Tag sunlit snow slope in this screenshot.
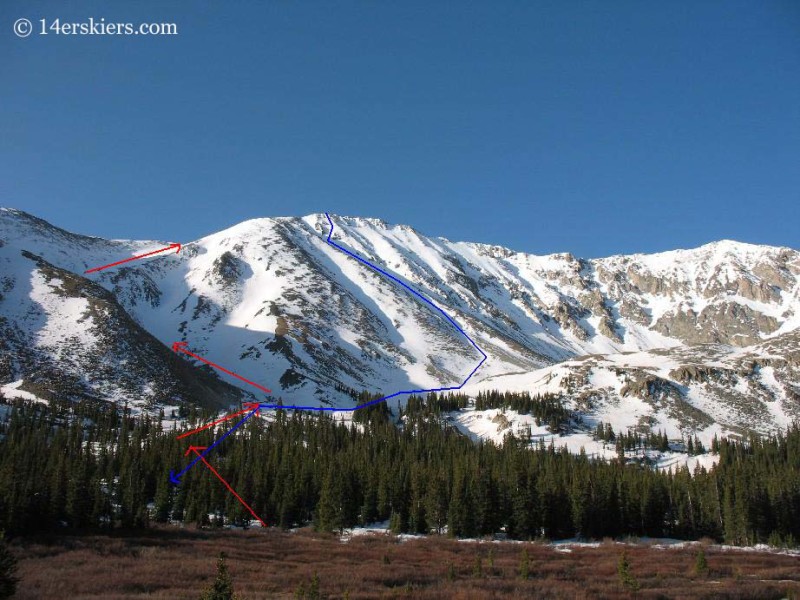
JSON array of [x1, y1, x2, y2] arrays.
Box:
[[0, 208, 798, 439]]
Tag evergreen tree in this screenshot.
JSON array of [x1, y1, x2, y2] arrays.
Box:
[[693, 548, 708, 577], [1, 398, 800, 549], [200, 552, 235, 600], [472, 554, 483, 578], [617, 550, 639, 592], [153, 475, 172, 523], [518, 548, 530, 580], [447, 469, 475, 537], [314, 470, 341, 533], [66, 450, 93, 529], [388, 510, 403, 535], [408, 467, 427, 534], [306, 572, 321, 600], [424, 471, 449, 534], [510, 472, 538, 539]]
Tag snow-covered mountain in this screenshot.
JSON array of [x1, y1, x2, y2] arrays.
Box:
[[462, 330, 800, 452], [0, 208, 798, 443]]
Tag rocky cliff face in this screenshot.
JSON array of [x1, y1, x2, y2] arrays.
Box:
[[0, 208, 797, 436]]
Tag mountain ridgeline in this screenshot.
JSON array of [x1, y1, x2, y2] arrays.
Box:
[[0, 208, 798, 441]]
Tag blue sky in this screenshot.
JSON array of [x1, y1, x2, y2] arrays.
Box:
[[1, 1, 798, 257]]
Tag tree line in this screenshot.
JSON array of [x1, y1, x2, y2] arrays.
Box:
[[473, 390, 570, 432], [592, 421, 706, 456], [0, 394, 797, 548]]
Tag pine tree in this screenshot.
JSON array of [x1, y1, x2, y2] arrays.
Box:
[[3, 394, 800, 550], [472, 554, 482, 578], [518, 548, 530, 580], [447, 469, 475, 537], [693, 435, 705, 455], [66, 451, 93, 529], [424, 471, 448, 534], [693, 548, 708, 577], [48, 450, 67, 525], [617, 550, 639, 592], [306, 572, 321, 600], [153, 475, 172, 523], [570, 467, 590, 538], [510, 473, 537, 539], [314, 470, 340, 534], [200, 552, 235, 600], [474, 468, 500, 535], [359, 472, 378, 527], [408, 467, 427, 534], [389, 510, 403, 535]]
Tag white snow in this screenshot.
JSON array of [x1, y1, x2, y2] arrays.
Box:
[[0, 207, 798, 460], [0, 380, 46, 403]]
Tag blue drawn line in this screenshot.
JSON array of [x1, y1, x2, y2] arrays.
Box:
[[172, 212, 487, 483], [258, 212, 487, 412], [170, 406, 259, 484]]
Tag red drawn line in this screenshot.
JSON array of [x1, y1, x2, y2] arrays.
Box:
[[85, 243, 182, 274], [172, 341, 272, 394], [186, 446, 267, 527], [176, 403, 261, 440]]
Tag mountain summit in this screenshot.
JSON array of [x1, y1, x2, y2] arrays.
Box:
[[0, 208, 797, 439]]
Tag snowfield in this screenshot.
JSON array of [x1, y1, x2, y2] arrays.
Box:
[[0, 207, 798, 459]]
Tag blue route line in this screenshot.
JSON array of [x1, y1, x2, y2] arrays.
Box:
[[169, 406, 259, 484], [171, 212, 487, 483], [257, 212, 487, 412]]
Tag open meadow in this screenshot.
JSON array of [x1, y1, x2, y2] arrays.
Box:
[[11, 526, 800, 599]]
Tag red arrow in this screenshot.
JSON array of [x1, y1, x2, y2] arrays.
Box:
[[172, 342, 272, 394], [187, 446, 267, 528], [176, 403, 261, 440], [85, 243, 182, 274]]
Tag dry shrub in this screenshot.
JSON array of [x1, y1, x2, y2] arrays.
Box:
[[7, 527, 800, 599]]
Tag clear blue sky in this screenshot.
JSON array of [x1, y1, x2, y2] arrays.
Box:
[[1, 1, 798, 257]]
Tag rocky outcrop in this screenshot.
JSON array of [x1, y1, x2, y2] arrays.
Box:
[[620, 372, 681, 401], [210, 251, 244, 287], [552, 300, 590, 340], [653, 302, 779, 346], [669, 365, 738, 385]]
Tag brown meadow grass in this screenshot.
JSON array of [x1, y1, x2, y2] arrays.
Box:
[[10, 526, 800, 599]]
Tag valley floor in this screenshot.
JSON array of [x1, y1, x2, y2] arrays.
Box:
[[11, 526, 800, 599]]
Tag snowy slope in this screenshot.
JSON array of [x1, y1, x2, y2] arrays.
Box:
[[0, 210, 249, 410], [462, 330, 800, 447], [0, 208, 798, 439]]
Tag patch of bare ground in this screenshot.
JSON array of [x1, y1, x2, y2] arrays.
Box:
[[10, 527, 800, 599]]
